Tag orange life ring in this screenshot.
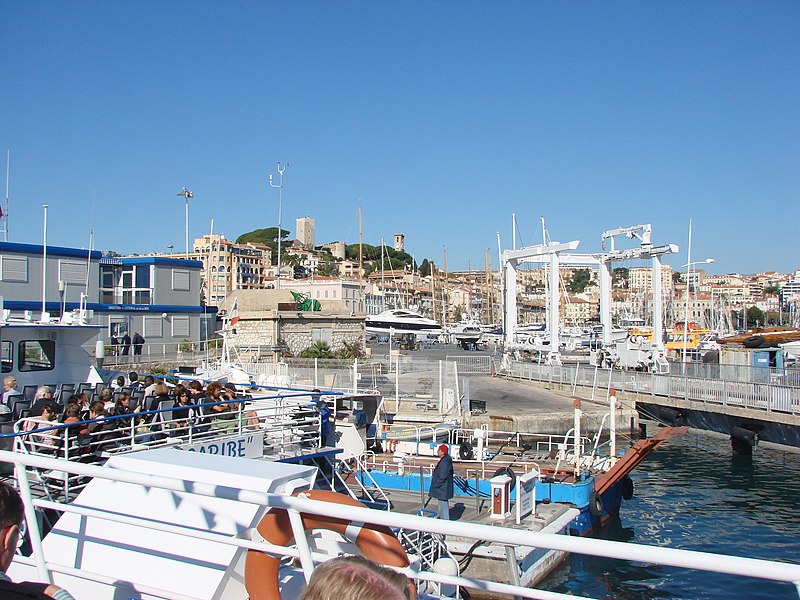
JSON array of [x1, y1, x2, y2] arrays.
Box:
[[245, 489, 411, 600]]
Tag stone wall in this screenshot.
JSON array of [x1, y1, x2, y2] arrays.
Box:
[[231, 313, 363, 356]]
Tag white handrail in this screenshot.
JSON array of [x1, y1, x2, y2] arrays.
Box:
[[4, 449, 800, 595]]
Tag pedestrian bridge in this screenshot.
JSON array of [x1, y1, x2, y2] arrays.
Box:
[[504, 360, 800, 450]]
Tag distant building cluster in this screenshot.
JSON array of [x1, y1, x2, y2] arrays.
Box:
[[138, 214, 800, 330], [2, 211, 799, 357]]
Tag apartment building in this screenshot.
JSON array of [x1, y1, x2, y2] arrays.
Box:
[[190, 234, 272, 306]]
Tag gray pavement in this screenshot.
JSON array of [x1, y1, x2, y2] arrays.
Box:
[[368, 342, 637, 435]]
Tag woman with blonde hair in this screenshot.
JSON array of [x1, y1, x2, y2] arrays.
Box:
[[299, 556, 414, 600]]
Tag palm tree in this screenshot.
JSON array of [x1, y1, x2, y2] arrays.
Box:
[[299, 341, 333, 359]]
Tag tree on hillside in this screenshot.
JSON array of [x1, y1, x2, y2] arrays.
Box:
[[344, 244, 414, 270], [315, 254, 339, 277], [568, 268, 593, 293], [419, 259, 431, 277], [236, 227, 290, 261]]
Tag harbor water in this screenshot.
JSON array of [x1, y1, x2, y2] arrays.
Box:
[[540, 429, 800, 599]]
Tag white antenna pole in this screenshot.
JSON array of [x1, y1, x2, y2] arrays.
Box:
[[3, 150, 9, 242], [269, 162, 288, 289], [85, 195, 95, 300], [41, 204, 48, 321], [85, 228, 94, 297]]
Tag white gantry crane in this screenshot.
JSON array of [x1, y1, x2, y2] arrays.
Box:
[[501, 222, 678, 370]]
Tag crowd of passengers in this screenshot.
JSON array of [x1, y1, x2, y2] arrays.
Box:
[[2, 374, 253, 457]]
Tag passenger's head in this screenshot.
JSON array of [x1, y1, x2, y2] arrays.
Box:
[[115, 392, 131, 410], [206, 382, 223, 399], [188, 380, 204, 393], [34, 386, 52, 401], [128, 371, 138, 383], [65, 404, 79, 418], [176, 387, 190, 404], [299, 556, 412, 600], [0, 481, 24, 572], [144, 375, 155, 386], [154, 382, 169, 396], [89, 400, 106, 417], [41, 404, 57, 421], [116, 376, 125, 387], [2, 377, 16, 391], [100, 388, 113, 402]]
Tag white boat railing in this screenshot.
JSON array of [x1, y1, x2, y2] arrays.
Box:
[[2, 450, 799, 599], [7, 391, 328, 502]]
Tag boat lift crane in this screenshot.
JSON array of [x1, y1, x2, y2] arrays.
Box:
[[599, 224, 678, 353], [601, 224, 652, 253], [503, 238, 598, 364], [502, 222, 678, 369]]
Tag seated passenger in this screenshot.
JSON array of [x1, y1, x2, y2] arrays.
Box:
[[0, 481, 77, 599], [22, 404, 59, 453], [28, 387, 54, 418]]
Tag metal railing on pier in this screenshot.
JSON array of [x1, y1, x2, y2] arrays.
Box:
[[506, 361, 800, 417]]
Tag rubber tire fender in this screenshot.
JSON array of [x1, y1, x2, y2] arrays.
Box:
[[621, 475, 634, 501], [589, 490, 604, 517], [492, 466, 517, 492], [459, 441, 474, 461]]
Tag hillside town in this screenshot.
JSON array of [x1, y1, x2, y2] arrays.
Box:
[[149, 216, 800, 333]]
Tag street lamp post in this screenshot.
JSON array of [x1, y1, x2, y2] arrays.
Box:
[[681, 255, 715, 365], [177, 187, 193, 257], [268, 163, 288, 289]]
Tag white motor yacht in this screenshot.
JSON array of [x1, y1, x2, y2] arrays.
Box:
[[365, 309, 442, 336]]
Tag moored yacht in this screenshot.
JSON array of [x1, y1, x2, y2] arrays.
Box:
[[365, 308, 442, 337]]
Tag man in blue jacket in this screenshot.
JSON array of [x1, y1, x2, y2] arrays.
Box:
[[428, 444, 454, 520]]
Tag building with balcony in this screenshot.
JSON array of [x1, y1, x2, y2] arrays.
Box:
[[190, 234, 272, 306]]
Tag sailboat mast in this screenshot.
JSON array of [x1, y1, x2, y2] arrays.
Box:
[[442, 247, 448, 327], [358, 206, 363, 312]]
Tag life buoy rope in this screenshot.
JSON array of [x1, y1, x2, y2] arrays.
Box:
[[245, 489, 411, 600]]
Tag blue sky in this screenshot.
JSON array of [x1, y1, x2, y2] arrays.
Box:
[[2, 2, 798, 275]]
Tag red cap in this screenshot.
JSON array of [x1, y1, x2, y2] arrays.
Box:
[[438, 444, 449, 454]]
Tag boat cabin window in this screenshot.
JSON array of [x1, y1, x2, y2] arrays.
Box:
[[18, 339, 56, 372], [1, 341, 11, 373]]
